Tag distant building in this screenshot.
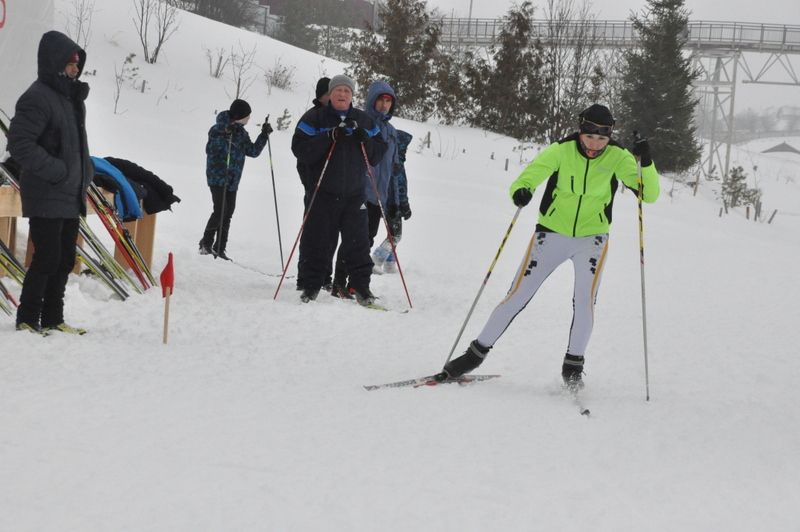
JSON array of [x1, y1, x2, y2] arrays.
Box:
[[259, 0, 380, 30]]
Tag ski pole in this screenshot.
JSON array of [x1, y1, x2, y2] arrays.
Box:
[[273, 141, 337, 300], [359, 143, 413, 309], [215, 133, 234, 258], [265, 115, 285, 269], [634, 131, 651, 401], [443, 206, 522, 366]]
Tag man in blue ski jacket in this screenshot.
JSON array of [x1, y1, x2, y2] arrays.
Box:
[[291, 75, 387, 306]]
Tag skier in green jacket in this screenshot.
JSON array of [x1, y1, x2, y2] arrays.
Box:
[[438, 104, 660, 389]]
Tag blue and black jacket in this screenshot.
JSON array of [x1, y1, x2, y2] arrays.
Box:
[[363, 80, 398, 207], [291, 103, 387, 200], [205, 110, 268, 192], [394, 129, 413, 207]]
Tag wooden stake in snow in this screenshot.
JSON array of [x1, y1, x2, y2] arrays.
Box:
[[160, 252, 174, 344]]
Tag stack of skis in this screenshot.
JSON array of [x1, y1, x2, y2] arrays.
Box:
[[1, 115, 156, 306]]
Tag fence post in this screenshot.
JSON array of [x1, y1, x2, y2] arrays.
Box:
[[504, 158, 509, 171], [768, 209, 778, 224]]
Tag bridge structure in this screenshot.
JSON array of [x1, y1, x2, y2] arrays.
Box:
[[438, 18, 800, 179]]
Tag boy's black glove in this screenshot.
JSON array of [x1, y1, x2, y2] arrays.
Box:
[[512, 188, 532, 207], [631, 132, 652, 166], [262, 119, 273, 136], [399, 202, 412, 220]]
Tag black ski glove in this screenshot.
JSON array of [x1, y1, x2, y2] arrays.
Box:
[[353, 127, 370, 142], [512, 188, 532, 207], [261, 119, 273, 136], [631, 132, 652, 167], [399, 202, 412, 220]]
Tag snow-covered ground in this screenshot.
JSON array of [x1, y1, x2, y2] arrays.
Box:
[[2, 1, 800, 530]]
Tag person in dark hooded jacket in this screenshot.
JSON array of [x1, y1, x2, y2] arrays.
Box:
[[198, 99, 272, 260], [7, 31, 93, 335]]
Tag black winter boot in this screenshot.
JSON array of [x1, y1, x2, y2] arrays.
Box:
[[562, 354, 585, 389], [436, 340, 491, 381], [300, 288, 319, 303]]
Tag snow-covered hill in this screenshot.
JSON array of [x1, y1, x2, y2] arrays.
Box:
[[2, 0, 800, 530]]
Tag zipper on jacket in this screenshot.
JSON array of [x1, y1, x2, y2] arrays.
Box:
[[572, 159, 590, 236]]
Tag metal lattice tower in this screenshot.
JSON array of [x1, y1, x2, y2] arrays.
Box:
[[438, 18, 800, 178]]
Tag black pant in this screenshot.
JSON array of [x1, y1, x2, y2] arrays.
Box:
[[201, 185, 237, 253], [334, 202, 382, 285], [300, 192, 372, 293], [17, 217, 79, 328]]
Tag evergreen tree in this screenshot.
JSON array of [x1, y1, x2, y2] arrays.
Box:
[[463, 1, 547, 141], [618, 0, 701, 173], [279, 0, 319, 52], [185, 0, 253, 28], [348, 0, 441, 120]]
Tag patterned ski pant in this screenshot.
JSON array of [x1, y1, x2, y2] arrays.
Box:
[[476, 230, 609, 357]]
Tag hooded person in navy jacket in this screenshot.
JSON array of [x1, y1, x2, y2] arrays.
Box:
[[291, 75, 387, 306], [7, 31, 93, 335]]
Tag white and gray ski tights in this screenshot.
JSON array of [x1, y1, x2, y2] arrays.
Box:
[[475, 230, 609, 357]]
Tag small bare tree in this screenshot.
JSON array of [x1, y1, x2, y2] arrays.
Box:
[[227, 42, 257, 99], [204, 46, 230, 78], [132, 0, 180, 64], [113, 53, 139, 114], [264, 57, 296, 95], [540, 0, 601, 142], [66, 0, 95, 50]]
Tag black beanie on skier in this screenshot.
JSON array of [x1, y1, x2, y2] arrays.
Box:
[[578, 104, 615, 136], [229, 99, 251, 121]]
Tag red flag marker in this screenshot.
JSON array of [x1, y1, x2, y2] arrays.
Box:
[[160, 252, 174, 344], [160, 252, 174, 297]]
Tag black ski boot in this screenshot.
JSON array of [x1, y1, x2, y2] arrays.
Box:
[[331, 283, 354, 300], [435, 340, 490, 381], [213, 249, 232, 261], [300, 287, 319, 303], [354, 288, 377, 307], [562, 354, 585, 390], [198, 240, 213, 255]]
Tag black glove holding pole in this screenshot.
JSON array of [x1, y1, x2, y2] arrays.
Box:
[[512, 187, 533, 207], [631, 131, 652, 167], [261, 115, 273, 136]]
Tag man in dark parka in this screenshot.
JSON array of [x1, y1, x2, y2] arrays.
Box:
[[291, 75, 387, 306], [7, 30, 93, 334]]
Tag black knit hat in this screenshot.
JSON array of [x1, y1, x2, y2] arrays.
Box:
[[229, 99, 251, 121], [578, 104, 615, 134], [316, 77, 331, 99]]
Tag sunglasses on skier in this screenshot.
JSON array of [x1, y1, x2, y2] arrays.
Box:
[[579, 119, 614, 137]]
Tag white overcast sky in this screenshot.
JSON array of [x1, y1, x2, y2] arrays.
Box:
[[426, 0, 799, 24]]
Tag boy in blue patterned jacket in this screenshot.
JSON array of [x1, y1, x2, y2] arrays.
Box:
[[199, 99, 272, 260]]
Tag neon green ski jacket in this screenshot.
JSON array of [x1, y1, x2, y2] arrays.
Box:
[[510, 133, 660, 237]]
